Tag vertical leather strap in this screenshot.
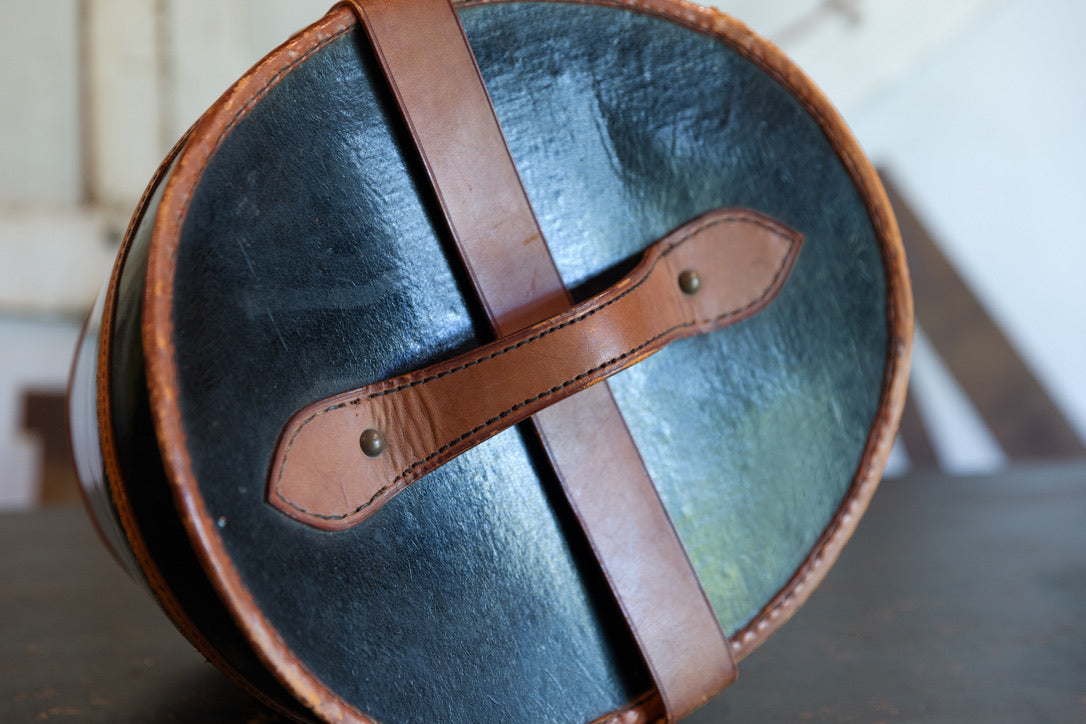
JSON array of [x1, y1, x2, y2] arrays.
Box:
[[341, 0, 737, 717], [347, 0, 569, 335]]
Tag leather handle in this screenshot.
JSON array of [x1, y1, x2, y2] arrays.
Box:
[[268, 208, 801, 531]]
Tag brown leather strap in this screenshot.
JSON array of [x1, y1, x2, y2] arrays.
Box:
[[270, 208, 801, 529], [346, 0, 568, 334], [336, 0, 738, 716]]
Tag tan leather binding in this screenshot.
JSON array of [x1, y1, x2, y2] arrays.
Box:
[[270, 208, 801, 528], [330, 0, 741, 718]]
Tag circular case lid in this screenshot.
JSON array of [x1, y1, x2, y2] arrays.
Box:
[[129, 1, 911, 721]]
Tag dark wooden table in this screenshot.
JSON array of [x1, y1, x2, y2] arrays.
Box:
[[4, 462, 1085, 722]]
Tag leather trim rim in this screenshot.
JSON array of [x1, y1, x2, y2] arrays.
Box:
[[92, 129, 314, 723], [96, 134, 198, 637], [140, 2, 912, 723], [143, 10, 377, 723]]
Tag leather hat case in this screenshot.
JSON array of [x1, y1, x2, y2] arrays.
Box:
[[68, 0, 912, 721]]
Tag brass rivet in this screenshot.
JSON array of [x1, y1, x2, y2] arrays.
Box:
[[359, 428, 385, 458], [678, 269, 701, 295]]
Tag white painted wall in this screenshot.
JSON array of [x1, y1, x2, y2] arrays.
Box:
[[0, 1, 82, 205], [711, 0, 995, 115]]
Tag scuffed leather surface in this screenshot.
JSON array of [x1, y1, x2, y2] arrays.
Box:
[[164, 2, 887, 722]]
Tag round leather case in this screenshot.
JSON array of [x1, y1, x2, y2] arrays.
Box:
[[69, 1, 911, 722]]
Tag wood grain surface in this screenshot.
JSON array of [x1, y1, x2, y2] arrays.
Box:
[[4, 462, 1085, 722]]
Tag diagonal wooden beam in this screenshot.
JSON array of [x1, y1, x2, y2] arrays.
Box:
[[881, 170, 1085, 459]]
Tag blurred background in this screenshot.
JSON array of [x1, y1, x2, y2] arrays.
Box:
[[2, 0, 1084, 510]]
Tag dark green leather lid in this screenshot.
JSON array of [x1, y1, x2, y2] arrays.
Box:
[[117, 2, 909, 721]]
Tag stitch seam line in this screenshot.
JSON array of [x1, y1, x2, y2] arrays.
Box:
[[276, 214, 794, 519]]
